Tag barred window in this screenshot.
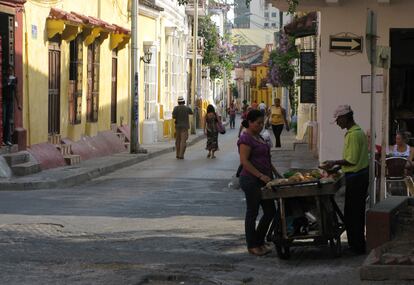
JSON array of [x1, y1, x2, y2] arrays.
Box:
[[87, 41, 100, 122], [69, 36, 83, 124]]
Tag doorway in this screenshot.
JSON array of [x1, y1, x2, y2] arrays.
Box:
[[48, 41, 61, 135], [390, 29, 414, 145], [0, 12, 15, 145]]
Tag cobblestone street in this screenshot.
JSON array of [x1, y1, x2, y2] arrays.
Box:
[[0, 125, 367, 285]]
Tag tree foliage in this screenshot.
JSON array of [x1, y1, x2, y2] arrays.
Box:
[[267, 33, 299, 87], [198, 16, 234, 80]]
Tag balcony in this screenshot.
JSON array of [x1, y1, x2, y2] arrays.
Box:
[[185, 0, 208, 17], [187, 36, 204, 56]]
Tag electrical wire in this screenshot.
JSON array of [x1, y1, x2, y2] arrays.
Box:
[[28, 0, 63, 7], [112, 0, 130, 19]]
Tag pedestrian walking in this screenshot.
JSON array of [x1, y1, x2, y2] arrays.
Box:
[[268, 98, 289, 148], [172, 96, 193, 159], [204, 104, 219, 159], [258, 101, 267, 116], [323, 105, 369, 255], [227, 102, 237, 129], [238, 109, 281, 256]]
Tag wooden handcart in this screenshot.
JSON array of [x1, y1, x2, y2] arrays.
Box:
[[262, 176, 346, 259]]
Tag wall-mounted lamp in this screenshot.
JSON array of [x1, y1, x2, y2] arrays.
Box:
[[140, 48, 152, 64]]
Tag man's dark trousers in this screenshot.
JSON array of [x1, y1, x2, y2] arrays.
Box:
[[344, 168, 369, 253]]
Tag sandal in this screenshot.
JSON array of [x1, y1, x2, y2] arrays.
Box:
[[248, 247, 268, 256], [207, 153, 211, 158]]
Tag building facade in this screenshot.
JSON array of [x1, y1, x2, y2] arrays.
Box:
[[271, 0, 414, 161]]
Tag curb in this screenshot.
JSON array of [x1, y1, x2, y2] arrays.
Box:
[[0, 132, 207, 191]]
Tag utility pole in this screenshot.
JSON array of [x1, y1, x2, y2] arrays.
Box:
[[223, 7, 228, 120], [190, 0, 199, 134], [366, 10, 377, 207], [130, 0, 146, 153]]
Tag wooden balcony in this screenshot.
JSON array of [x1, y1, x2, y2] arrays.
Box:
[[187, 36, 204, 56], [185, 0, 208, 17]]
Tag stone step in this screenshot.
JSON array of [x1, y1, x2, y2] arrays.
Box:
[[11, 161, 41, 176], [110, 123, 118, 133], [2, 151, 30, 167], [117, 132, 126, 141], [64, 154, 81, 165], [0, 144, 18, 155], [58, 144, 72, 156], [48, 134, 62, 145], [124, 142, 130, 152]]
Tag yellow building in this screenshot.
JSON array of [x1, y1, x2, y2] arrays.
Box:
[[250, 44, 282, 107], [23, 0, 131, 145]]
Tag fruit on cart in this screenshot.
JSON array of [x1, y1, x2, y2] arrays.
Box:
[[266, 179, 289, 188]]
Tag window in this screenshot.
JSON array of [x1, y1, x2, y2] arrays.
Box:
[[264, 12, 269, 18], [272, 12, 277, 17], [87, 41, 100, 122], [144, 45, 157, 119], [264, 23, 269, 28], [69, 36, 83, 124], [271, 23, 277, 28]]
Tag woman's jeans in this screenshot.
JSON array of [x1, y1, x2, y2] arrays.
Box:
[[230, 114, 236, 128], [240, 175, 276, 248], [271, 124, 284, 147]]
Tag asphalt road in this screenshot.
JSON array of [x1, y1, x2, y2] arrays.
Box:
[[0, 124, 369, 285]]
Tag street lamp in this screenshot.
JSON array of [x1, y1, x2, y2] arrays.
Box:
[[140, 48, 153, 64]]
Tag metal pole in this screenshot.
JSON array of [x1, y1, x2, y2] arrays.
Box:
[[380, 69, 388, 201], [190, 0, 198, 134], [130, 0, 140, 153], [368, 10, 377, 208]]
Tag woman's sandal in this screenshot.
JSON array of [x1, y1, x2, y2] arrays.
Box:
[[248, 247, 269, 256], [207, 153, 211, 158]]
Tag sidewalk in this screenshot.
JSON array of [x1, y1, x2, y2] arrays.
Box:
[[0, 130, 206, 191]]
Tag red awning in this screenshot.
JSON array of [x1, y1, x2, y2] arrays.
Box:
[[48, 8, 83, 25]]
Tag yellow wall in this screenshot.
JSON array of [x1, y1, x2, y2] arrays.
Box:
[[250, 65, 272, 107], [23, 0, 131, 145]]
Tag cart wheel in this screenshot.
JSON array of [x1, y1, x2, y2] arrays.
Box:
[[329, 236, 342, 257], [276, 245, 291, 259]]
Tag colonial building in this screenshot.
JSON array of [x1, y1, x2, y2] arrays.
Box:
[[271, 0, 414, 161]]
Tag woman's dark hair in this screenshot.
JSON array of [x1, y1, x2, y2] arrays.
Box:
[[396, 130, 411, 142], [242, 109, 264, 128], [207, 104, 215, 114]]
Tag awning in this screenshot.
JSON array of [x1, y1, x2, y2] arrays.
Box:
[[46, 8, 130, 50], [284, 12, 317, 38], [110, 24, 131, 50], [47, 8, 83, 41]]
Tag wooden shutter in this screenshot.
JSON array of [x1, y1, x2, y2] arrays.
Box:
[[111, 51, 117, 124], [69, 36, 83, 124], [87, 41, 100, 122], [48, 42, 61, 134]]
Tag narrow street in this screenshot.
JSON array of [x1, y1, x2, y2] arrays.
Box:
[[0, 123, 366, 285]]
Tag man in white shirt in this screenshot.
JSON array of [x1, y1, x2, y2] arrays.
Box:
[[258, 101, 267, 115]]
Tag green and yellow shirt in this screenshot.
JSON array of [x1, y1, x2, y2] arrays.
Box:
[[342, 125, 369, 173]]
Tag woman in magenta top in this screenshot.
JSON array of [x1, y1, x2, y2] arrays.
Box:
[[238, 109, 281, 256]]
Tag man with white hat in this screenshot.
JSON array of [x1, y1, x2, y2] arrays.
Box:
[[323, 105, 369, 255], [172, 96, 193, 159]]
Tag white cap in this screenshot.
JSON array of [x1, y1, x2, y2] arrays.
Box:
[[177, 96, 185, 103], [331, 105, 353, 123]]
